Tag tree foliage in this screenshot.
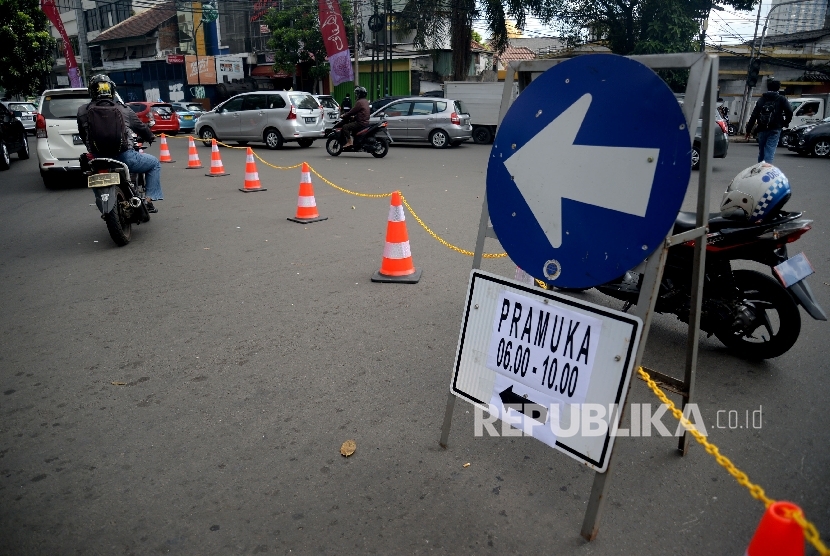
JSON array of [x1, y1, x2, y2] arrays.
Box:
[[264, 0, 354, 86], [553, 0, 756, 56], [0, 0, 56, 97]]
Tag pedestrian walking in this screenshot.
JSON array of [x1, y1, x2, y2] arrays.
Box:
[[745, 79, 793, 163]]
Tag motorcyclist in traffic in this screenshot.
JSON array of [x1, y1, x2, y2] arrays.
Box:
[[341, 86, 370, 149], [77, 74, 163, 213]]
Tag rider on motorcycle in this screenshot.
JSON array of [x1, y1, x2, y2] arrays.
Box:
[[341, 86, 370, 149], [77, 74, 163, 213]]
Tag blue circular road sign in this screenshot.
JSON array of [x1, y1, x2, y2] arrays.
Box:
[[487, 54, 691, 289]]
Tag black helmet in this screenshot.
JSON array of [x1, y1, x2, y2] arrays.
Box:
[[89, 74, 116, 100], [354, 86, 367, 99]]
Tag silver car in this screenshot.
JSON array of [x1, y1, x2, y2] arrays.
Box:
[[195, 91, 325, 149], [369, 97, 472, 148], [1, 101, 38, 134]]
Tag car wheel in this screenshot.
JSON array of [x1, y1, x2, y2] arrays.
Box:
[[691, 144, 700, 170], [18, 136, 29, 159], [811, 138, 830, 157], [472, 126, 492, 144], [264, 128, 284, 150], [429, 129, 449, 149], [0, 141, 9, 170], [297, 139, 314, 148], [199, 127, 216, 147]]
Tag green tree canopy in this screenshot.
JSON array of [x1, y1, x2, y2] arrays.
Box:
[[0, 0, 56, 97], [263, 0, 354, 88]]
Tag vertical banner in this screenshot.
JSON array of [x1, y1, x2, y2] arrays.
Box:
[[318, 0, 354, 85], [41, 0, 82, 87]]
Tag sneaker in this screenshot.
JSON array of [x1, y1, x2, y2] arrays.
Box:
[[146, 201, 158, 214]]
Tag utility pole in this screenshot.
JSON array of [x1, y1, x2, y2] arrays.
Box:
[[739, 0, 814, 134], [353, 0, 360, 89], [74, 0, 88, 85], [738, 0, 764, 134]]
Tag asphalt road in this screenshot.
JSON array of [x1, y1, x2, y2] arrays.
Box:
[[1, 136, 828, 555]]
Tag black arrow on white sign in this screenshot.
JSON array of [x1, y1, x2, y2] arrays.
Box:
[[499, 385, 548, 424]]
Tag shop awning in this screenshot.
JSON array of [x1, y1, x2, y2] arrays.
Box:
[[251, 65, 292, 78]]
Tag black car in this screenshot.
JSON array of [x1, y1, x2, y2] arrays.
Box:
[[781, 117, 830, 149], [787, 121, 830, 157], [0, 101, 30, 171]]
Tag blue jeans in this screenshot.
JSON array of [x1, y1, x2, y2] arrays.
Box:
[[116, 149, 163, 200], [756, 129, 781, 163]]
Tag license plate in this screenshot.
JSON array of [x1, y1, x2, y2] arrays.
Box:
[[88, 173, 120, 188], [183, 115, 193, 120], [73, 134, 84, 145], [773, 252, 815, 287], [304, 117, 316, 123]]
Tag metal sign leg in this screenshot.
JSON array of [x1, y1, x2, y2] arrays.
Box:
[[580, 241, 670, 541], [439, 194, 492, 448]]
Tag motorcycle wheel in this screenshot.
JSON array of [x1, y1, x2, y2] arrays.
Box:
[[326, 137, 342, 156], [714, 270, 800, 359], [105, 187, 132, 246], [371, 138, 389, 158]]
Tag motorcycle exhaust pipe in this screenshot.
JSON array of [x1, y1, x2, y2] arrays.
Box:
[[129, 197, 142, 208]]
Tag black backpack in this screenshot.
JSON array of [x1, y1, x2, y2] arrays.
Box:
[[756, 97, 778, 131], [86, 99, 127, 157]]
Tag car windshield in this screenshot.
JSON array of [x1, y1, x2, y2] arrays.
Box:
[[128, 104, 143, 112], [40, 94, 90, 119], [10, 103, 37, 112], [318, 97, 338, 109], [454, 100, 469, 115], [185, 104, 203, 111], [290, 94, 319, 109], [153, 105, 173, 115]]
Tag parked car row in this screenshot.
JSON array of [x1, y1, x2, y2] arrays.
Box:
[[0, 101, 30, 171], [1, 101, 38, 134], [678, 98, 729, 170], [785, 118, 830, 157]]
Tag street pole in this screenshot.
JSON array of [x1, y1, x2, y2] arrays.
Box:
[[738, 0, 814, 134], [353, 0, 360, 90], [74, 0, 88, 85]]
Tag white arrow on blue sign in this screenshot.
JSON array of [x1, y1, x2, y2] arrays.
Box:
[[487, 54, 692, 289]]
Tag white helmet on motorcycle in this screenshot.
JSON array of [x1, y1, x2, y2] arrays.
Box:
[[720, 162, 791, 223]]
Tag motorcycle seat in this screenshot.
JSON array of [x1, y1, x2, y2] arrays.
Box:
[[673, 211, 754, 235]]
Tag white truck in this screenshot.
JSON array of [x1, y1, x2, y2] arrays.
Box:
[[443, 81, 512, 144], [787, 94, 830, 128]]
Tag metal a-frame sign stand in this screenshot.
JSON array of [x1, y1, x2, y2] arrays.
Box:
[[438, 52, 719, 541]]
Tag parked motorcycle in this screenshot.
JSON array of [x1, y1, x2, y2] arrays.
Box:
[[593, 164, 825, 359], [83, 136, 153, 246], [325, 118, 391, 158]]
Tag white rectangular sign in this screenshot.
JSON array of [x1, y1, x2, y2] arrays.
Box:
[[450, 270, 642, 472]]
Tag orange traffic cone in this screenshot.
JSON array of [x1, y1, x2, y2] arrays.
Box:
[[287, 162, 327, 223], [746, 502, 805, 556], [186, 136, 203, 169], [205, 139, 229, 177], [239, 147, 266, 192], [158, 134, 174, 163], [371, 191, 421, 283]]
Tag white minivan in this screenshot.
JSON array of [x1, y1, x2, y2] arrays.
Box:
[[195, 91, 325, 149], [35, 88, 125, 188]]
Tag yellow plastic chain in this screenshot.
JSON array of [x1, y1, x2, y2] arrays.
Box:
[[637, 367, 829, 555], [156, 137, 512, 258]]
